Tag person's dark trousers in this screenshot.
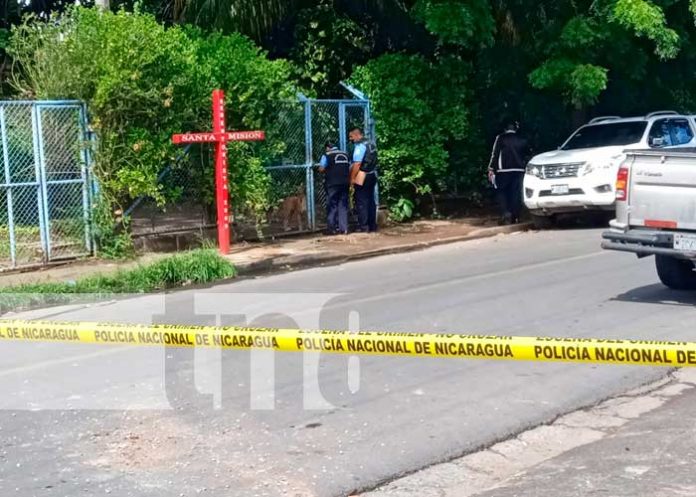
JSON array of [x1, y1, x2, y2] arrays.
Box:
[[495, 172, 524, 223], [354, 174, 377, 232], [326, 184, 349, 233]]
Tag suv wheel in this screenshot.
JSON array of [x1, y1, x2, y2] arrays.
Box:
[[655, 255, 696, 290], [531, 214, 555, 230]]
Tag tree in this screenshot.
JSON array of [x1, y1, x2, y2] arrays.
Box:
[[9, 0, 696, 214], [528, 0, 682, 110], [8, 7, 297, 250]]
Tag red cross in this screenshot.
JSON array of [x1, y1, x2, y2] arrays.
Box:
[[172, 89, 265, 255]]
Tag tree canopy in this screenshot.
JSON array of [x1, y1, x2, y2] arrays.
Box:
[[5, 0, 696, 219]]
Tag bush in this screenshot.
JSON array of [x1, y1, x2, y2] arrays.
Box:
[[290, 0, 373, 96], [7, 8, 297, 249], [0, 249, 236, 313], [350, 53, 481, 206]]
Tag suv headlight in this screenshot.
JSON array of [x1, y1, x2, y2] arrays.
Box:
[[526, 164, 541, 177]]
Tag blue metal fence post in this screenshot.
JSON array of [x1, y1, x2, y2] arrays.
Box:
[[306, 165, 315, 231], [366, 101, 380, 210], [31, 103, 50, 262], [78, 103, 93, 253], [338, 103, 347, 152], [304, 99, 315, 229], [367, 101, 376, 141], [0, 107, 17, 268]]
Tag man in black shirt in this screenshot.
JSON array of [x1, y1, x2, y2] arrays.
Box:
[[487, 119, 529, 224], [319, 141, 351, 234]]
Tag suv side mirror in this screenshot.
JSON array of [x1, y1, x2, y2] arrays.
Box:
[[649, 136, 665, 147]]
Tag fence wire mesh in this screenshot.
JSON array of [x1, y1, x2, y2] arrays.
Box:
[[126, 96, 372, 244], [235, 100, 310, 239], [0, 102, 92, 269]]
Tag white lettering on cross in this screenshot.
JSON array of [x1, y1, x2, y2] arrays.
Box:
[[170, 89, 266, 255]]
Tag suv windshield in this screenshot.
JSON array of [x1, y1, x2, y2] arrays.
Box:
[[561, 122, 647, 150]]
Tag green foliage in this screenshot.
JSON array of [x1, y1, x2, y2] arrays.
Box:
[[351, 53, 476, 204], [92, 197, 135, 259], [411, 0, 494, 47], [530, 58, 608, 108], [8, 7, 295, 243], [528, 15, 611, 109], [389, 198, 414, 222], [529, 1, 685, 110], [567, 64, 609, 107], [291, 1, 373, 95], [0, 29, 8, 49], [178, 0, 292, 40], [0, 249, 236, 313], [7, 0, 696, 222], [558, 16, 606, 52], [0, 225, 40, 259], [612, 0, 680, 59], [529, 58, 577, 92]]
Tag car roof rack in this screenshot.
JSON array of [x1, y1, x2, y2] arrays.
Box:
[[588, 116, 621, 124], [645, 110, 679, 119]]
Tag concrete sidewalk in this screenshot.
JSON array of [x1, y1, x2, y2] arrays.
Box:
[[477, 372, 696, 497], [364, 369, 696, 497], [228, 218, 528, 276], [0, 217, 528, 287]]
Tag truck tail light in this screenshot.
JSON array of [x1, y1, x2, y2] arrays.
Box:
[[615, 165, 629, 201]]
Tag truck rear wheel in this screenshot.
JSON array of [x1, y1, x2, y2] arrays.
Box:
[[655, 255, 696, 290]]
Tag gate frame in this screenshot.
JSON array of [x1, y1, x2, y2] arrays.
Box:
[[0, 100, 93, 269], [289, 85, 374, 231]]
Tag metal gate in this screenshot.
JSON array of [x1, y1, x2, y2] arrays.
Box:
[[264, 90, 373, 235], [310, 99, 372, 229], [124, 86, 374, 242], [0, 101, 93, 270]]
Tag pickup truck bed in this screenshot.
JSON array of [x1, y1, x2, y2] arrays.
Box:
[[602, 149, 696, 289]]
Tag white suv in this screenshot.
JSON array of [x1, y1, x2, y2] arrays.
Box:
[[524, 111, 696, 227]]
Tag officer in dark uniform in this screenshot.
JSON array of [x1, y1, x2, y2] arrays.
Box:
[[487, 119, 529, 225], [319, 141, 350, 234], [349, 127, 378, 233]]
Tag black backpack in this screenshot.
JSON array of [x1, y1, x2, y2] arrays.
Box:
[[361, 141, 378, 173]]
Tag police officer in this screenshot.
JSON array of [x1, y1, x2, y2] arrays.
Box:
[[487, 119, 528, 225], [319, 141, 350, 235], [349, 127, 378, 233]]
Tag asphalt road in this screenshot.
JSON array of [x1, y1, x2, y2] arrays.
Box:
[[1, 228, 695, 497]]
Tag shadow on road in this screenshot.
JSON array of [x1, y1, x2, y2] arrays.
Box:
[[612, 283, 696, 307], [554, 212, 612, 230], [526, 211, 612, 231]]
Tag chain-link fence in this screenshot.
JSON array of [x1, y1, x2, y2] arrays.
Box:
[[128, 92, 374, 245], [0, 95, 372, 264], [0, 101, 93, 270]]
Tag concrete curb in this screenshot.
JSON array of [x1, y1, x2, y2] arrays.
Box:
[[235, 223, 532, 277]]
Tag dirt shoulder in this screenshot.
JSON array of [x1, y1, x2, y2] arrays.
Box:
[[0, 217, 530, 288]]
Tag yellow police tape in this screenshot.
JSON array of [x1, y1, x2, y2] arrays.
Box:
[[1, 319, 696, 367]]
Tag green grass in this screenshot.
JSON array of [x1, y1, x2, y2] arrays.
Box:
[[0, 225, 42, 260], [0, 221, 85, 261], [0, 249, 236, 313]]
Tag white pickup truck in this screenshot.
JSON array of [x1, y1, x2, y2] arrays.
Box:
[[602, 149, 696, 289]]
